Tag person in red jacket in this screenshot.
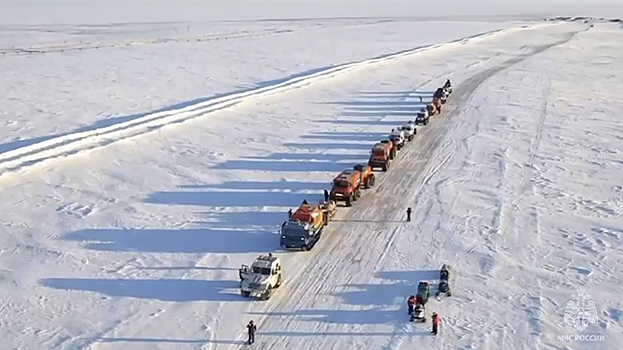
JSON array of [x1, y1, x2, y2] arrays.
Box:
[[407, 295, 416, 314], [431, 312, 440, 335]]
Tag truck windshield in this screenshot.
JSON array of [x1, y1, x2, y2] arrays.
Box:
[[333, 180, 349, 187], [252, 267, 272, 275], [282, 224, 309, 238]]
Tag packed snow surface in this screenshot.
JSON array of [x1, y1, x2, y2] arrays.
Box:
[[0, 8, 622, 350]]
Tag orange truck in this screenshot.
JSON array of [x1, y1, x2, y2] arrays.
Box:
[[280, 201, 326, 250], [330, 165, 376, 206], [368, 140, 396, 171]]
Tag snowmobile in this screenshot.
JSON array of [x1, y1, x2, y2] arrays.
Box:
[[443, 79, 452, 94], [436, 264, 452, 297], [416, 281, 430, 305], [409, 302, 426, 322]]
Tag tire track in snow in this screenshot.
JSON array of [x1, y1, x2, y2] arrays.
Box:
[[0, 24, 546, 185]]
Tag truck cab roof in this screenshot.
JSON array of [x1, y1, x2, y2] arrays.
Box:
[[252, 255, 280, 269]]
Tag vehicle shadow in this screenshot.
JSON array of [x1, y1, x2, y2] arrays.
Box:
[[180, 180, 328, 191], [64, 228, 277, 253], [41, 278, 243, 302], [144, 190, 320, 207], [247, 270, 439, 326]]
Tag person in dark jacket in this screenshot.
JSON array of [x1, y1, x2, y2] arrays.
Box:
[[431, 312, 440, 335], [288, 209, 293, 219], [247, 320, 257, 344], [406, 207, 412, 222]]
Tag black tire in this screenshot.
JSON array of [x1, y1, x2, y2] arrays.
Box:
[[369, 174, 375, 186], [382, 164, 387, 172], [345, 196, 352, 207], [262, 286, 272, 300], [241, 290, 250, 298], [275, 275, 282, 288]]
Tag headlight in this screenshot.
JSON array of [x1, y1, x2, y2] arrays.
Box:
[[282, 235, 286, 238], [300, 237, 304, 240]]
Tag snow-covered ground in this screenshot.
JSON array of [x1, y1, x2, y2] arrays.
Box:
[[0, 19, 530, 155], [1, 5, 623, 350]]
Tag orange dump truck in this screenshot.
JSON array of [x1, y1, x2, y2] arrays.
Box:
[[330, 165, 375, 206], [280, 201, 326, 251], [368, 140, 395, 172]]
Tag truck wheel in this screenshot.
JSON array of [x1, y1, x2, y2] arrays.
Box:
[[275, 275, 282, 288], [382, 164, 387, 172], [241, 290, 250, 298], [345, 196, 352, 207], [262, 286, 272, 300], [370, 174, 375, 186]]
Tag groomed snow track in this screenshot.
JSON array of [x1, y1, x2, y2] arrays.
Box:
[[0, 24, 542, 183]]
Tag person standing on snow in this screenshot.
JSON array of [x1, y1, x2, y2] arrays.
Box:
[[288, 208, 293, 219], [247, 320, 257, 344], [431, 312, 440, 335], [406, 207, 412, 222], [407, 295, 416, 314]]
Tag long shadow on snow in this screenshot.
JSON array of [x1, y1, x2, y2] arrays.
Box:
[[319, 119, 410, 126], [180, 180, 329, 191], [337, 270, 438, 307], [192, 211, 292, 229], [144, 190, 319, 207], [214, 159, 354, 172], [299, 131, 388, 141], [246, 152, 365, 162], [91, 337, 242, 345], [249, 270, 438, 326], [324, 100, 425, 107], [41, 278, 243, 302], [345, 106, 426, 113], [0, 65, 333, 156], [64, 228, 276, 253], [248, 308, 402, 326], [281, 142, 373, 151], [357, 91, 436, 96]]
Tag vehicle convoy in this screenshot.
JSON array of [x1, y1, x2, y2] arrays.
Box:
[[401, 122, 416, 141], [389, 128, 406, 149], [432, 98, 443, 113], [239, 254, 283, 300], [415, 110, 429, 125], [426, 103, 438, 116], [280, 201, 329, 250], [330, 165, 375, 206], [368, 140, 396, 171]]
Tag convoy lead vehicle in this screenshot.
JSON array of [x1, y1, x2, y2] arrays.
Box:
[[239, 254, 283, 300]]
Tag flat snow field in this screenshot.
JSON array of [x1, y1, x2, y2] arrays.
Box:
[[0, 19, 525, 154], [0, 19, 622, 350]]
